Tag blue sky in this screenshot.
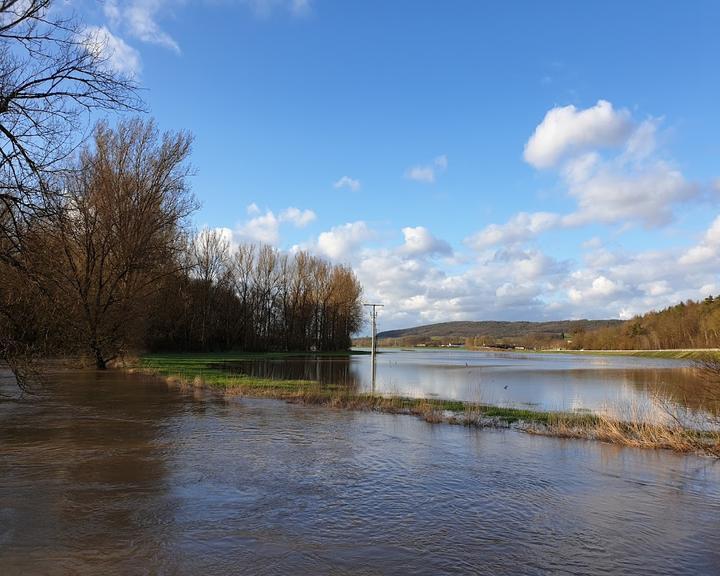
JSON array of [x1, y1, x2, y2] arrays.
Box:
[[74, 0, 720, 329]]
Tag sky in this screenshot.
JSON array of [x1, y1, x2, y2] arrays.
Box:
[[71, 0, 720, 331]]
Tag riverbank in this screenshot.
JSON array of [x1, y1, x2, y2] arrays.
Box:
[[538, 349, 720, 360], [365, 346, 720, 360], [134, 352, 720, 458]]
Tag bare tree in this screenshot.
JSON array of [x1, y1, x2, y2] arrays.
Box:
[[0, 0, 141, 263], [189, 229, 231, 350], [34, 118, 196, 368]]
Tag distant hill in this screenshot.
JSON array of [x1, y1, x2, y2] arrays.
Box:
[[376, 319, 622, 341]]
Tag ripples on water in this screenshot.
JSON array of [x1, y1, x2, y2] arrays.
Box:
[[1, 370, 719, 575]]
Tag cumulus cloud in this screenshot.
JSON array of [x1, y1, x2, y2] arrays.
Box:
[[404, 155, 448, 183], [333, 176, 361, 191], [236, 210, 281, 245], [291, 212, 720, 330], [551, 223, 720, 320], [679, 215, 720, 266], [80, 25, 141, 76], [279, 207, 316, 227], [234, 205, 316, 245], [400, 226, 452, 257], [564, 159, 695, 228], [471, 102, 699, 249], [316, 221, 374, 260], [353, 245, 566, 328], [524, 100, 632, 169], [568, 275, 625, 304], [467, 212, 563, 249]]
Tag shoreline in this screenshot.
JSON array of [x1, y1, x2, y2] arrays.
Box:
[[134, 353, 720, 458], [362, 346, 720, 360]]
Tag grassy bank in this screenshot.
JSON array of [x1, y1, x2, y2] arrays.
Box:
[[134, 352, 720, 458]]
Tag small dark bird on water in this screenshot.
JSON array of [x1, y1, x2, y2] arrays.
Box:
[[503, 385, 508, 389]]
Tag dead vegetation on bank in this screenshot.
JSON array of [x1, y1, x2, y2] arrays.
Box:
[[524, 413, 720, 457]]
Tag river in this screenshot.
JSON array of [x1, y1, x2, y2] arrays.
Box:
[[1, 369, 719, 574], [221, 348, 715, 419]]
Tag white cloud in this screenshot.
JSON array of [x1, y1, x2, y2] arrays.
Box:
[[679, 215, 720, 266], [496, 248, 566, 282], [567, 164, 695, 228], [405, 166, 435, 183], [467, 212, 562, 249], [316, 221, 374, 261], [104, 0, 121, 25], [104, 0, 180, 53], [333, 176, 361, 191], [405, 154, 448, 183], [279, 207, 316, 227], [623, 118, 660, 161], [524, 100, 632, 168], [80, 25, 141, 77], [288, 213, 720, 330], [568, 275, 624, 304], [400, 226, 452, 257], [236, 210, 281, 245], [98, 0, 312, 55], [234, 205, 315, 245], [640, 280, 671, 297], [472, 103, 699, 249]]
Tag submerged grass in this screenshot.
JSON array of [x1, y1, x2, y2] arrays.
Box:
[[133, 352, 720, 458]]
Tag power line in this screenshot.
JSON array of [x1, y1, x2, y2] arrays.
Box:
[[363, 303, 383, 394]]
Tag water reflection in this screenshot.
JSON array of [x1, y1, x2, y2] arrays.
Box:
[[1, 371, 719, 575], [218, 350, 715, 416], [214, 355, 361, 388]]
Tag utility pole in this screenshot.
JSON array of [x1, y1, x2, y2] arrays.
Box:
[[363, 303, 383, 394]]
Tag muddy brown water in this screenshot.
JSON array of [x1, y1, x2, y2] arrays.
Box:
[[1, 369, 719, 575]]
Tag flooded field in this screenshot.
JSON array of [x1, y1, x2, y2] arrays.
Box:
[[221, 349, 713, 416], [1, 370, 719, 575]]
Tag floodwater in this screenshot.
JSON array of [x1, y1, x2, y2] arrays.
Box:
[[1, 370, 719, 575], [221, 349, 714, 416]]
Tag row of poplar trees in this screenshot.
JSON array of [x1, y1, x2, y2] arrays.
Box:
[[150, 232, 363, 354]]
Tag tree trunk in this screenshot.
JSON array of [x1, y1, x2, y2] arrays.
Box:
[[93, 347, 107, 370]]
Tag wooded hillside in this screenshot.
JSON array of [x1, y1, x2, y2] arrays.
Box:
[[570, 297, 720, 350], [375, 319, 621, 346]]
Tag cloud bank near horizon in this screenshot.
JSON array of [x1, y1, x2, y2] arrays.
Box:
[[205, 100, 718, 331]]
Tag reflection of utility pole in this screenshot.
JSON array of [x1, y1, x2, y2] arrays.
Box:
[[363, 303, 383, 395]]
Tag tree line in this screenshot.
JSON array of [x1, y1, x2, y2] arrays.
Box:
[[0, 2, 363, 382], [149, 231, 363, 354], [0, 116, 364, 373], [569, 297, 720, 351]]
